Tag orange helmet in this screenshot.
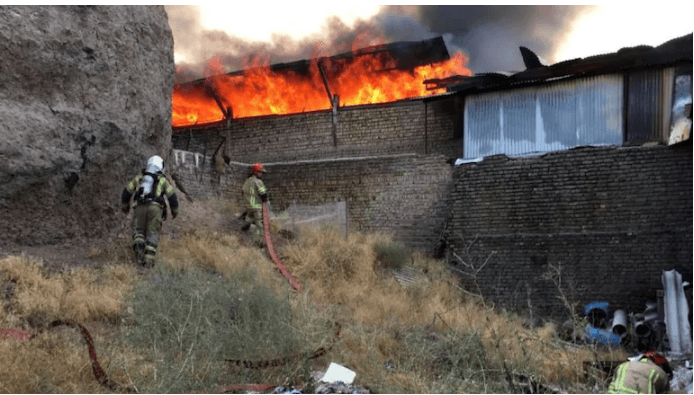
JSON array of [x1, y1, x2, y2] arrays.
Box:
[[251, 163, 266, 175]]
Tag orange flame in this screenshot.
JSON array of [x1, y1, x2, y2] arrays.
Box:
[[329, 51, 470, 107], [172, 84, 225, 126], [172, 49, 471, 128], [212, 59, 331, 119]]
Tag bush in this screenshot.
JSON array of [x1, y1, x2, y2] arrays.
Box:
[[123, 264, 307, 393]]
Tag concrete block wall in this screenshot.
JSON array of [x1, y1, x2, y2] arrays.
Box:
[[171, 95, 461, 163], [446, 143, 693, 319]]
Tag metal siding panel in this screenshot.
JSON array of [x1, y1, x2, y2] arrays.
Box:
[[464, 74, 623, 159], [502, 88, 536, 156], [464, 91, 502, 158], [578, 74, 623, 145], [538, 80, 576, 150], [627, 70, 662, 142]]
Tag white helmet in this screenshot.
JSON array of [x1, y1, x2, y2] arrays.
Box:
[[145, 155, 164, 174]]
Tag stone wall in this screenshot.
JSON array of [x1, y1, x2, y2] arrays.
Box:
[[171, 95, 461, 163], [446, 143, 693, 318], [172, 150, 454, 253]]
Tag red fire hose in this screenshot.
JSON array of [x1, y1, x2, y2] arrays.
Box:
[[263, 202, 302, 291], [1, 320, 131, 392]]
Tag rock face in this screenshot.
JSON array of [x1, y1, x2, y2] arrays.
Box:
[[0, 6, 174, 245]]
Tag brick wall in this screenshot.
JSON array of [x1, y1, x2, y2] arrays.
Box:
[[170, 96, 692, 321], [171, 150, 454, 253], [446, 143, 693, 318], [171, 149, 244, 199], [171, 95, 461, 163]]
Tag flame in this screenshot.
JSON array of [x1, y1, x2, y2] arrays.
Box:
[[329, 51, 470, 107], [172, 48, 471, 128], [172, 84, 224, 127], [212, 59, 331, 119]]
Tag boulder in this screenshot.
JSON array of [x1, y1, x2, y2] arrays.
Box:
[[0, 5, 174, 245]]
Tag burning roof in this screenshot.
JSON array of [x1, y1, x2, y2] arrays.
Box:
[[429, 33, 693, 94], [172, 37, 471, 128]]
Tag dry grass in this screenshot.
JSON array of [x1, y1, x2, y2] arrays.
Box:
[[281, 224, 616, 390], [0, 256, 137, 324], [0, 197, 620, 393], [0, 256, 139, 393]]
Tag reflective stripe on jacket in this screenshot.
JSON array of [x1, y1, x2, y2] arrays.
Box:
[[242, 175, 267, 210], [607, 359, 669, 394], [125, 172, 179, 215]]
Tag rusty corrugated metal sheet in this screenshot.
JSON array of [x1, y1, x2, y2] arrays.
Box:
[[464, 74, 623, 159]]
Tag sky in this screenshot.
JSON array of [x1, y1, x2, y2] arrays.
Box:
[[165, 4, 693, 83]]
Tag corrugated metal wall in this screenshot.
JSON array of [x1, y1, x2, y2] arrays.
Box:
[[626, 69, 665, 143], [464, 74, 624, 159]]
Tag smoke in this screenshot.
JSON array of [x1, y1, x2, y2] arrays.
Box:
[[166, 5, 387, 83], [410, 5, 596, 72], [165, 5, 595, 83]]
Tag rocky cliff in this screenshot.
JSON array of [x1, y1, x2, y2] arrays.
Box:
[[0, 5, 174, 245]]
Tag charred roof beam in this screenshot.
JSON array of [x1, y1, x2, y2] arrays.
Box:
[[203, 80, 232, 120]]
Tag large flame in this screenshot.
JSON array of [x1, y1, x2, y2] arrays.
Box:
[[212, 59, 331, 119], [328, 52, 469, 107], [172, 49, 471, 128]]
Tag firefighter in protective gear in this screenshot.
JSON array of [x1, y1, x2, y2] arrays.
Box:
[[607, 351, 672, 394], [121, 155, 180, 267], [241, 163, 268, 246]]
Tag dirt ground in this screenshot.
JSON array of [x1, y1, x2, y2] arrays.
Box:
[[0, 209, 294, 275], [0, 239, 113, 273]]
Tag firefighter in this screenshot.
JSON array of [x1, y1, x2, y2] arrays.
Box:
[[241, 162, 268, 247], [607, 351, 672, 394], [121, 155, 179, 267]]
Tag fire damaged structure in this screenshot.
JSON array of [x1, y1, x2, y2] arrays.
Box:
[[171, 34, 692, 319]]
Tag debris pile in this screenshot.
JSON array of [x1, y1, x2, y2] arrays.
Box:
[[580, 269, 692, 393]]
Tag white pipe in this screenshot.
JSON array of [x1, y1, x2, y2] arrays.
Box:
[[662, 269, 692, 355], [643, 311, 659, 322], [611, 309, 628, 337]]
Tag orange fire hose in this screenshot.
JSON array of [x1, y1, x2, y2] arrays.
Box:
[[263, 202, 302, 291]]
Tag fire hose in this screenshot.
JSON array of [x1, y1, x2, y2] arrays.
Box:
[[49, 319, 133, 392], [2, 319, 340, 393], [219, 322, 341, 393], [1, 320, 133, 393], [0, 204, 308, 392], [263, 202, 302, 291]]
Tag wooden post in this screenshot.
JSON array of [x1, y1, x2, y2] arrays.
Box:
[[331, 95, 339, 147]]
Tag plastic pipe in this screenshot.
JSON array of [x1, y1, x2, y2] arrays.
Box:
[[584, 324, 622, 346], [611, 309, 628, 337], [634, 320, 652, 338], [662, 269, 692, 355], [585, 302, 609, 329]]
